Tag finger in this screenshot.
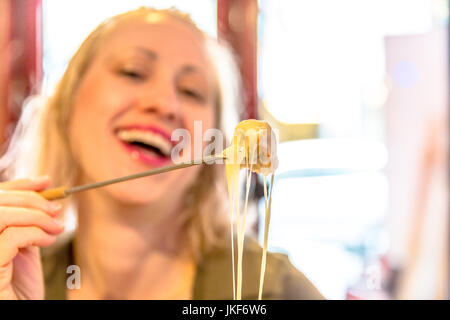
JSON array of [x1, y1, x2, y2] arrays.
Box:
[[0, 207, 65, 235], [0, 190, 62, 216], [0, 176, 51, 192], [0, 227, 57, 267]]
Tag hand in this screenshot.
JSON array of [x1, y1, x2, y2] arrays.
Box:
[[0, 176, 65, 300]]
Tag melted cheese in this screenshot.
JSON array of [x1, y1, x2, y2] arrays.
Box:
[[224, 119, 277, 300]]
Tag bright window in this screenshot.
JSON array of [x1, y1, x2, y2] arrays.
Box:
[[257, 0, 443, 299], [42, 0, 217, 92]]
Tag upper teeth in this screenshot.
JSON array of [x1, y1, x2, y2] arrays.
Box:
[[117, 129, 173, 156]]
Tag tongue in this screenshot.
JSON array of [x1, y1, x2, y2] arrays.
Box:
[[131, 142, 167, 158]]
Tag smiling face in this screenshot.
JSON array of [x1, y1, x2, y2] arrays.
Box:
[[68, 14, 217, 206]]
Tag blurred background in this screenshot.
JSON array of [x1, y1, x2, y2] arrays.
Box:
[[0, 0, 448, 299]]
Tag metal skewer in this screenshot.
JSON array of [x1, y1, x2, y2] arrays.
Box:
[[39, 154, 226, 200]]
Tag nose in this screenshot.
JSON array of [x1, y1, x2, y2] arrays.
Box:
[[137, 77, 180, 122]]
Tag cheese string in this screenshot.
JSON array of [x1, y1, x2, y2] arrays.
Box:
[[258, 173, 275, 300], [226, 163, 236, 300], [235, 167, 242, 300], [236, 148, 255, 300], [226, 161, 240, 300]]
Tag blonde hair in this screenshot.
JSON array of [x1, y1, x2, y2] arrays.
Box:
[[0, 7, 242, 261]]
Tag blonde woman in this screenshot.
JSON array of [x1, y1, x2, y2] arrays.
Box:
[[0, 8, 323, 300]]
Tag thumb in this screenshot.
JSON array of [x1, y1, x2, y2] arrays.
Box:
[[0, 176, 51, 191]]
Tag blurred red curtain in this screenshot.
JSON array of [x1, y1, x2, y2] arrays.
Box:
[[0, 0, 42, 153], [218, 0, 258, 120]]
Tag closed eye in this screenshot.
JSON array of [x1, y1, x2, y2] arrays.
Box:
[[180, 88, 205, 102], [118, 69, 146, 80]]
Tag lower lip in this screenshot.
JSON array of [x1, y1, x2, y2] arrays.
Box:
[[118, 140, 172, 167]]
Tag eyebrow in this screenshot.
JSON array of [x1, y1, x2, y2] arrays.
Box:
[[180, 65, 202, 75], [134, 47, 158, 60], [134, 47, 205, 78]]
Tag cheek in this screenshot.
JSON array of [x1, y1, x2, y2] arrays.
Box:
[[182, 105, 216, 137], [179, 106, 216, 161], [68, 73, 133, 179], [73, 73, 133, 123]]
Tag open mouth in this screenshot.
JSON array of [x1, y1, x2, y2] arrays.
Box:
[[116, 128, 173, 166]]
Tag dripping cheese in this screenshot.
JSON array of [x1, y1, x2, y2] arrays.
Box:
[[224, 119, 277, 300]]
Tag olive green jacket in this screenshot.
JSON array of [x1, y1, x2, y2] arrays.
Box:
[[42, 237, 324, 300]]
